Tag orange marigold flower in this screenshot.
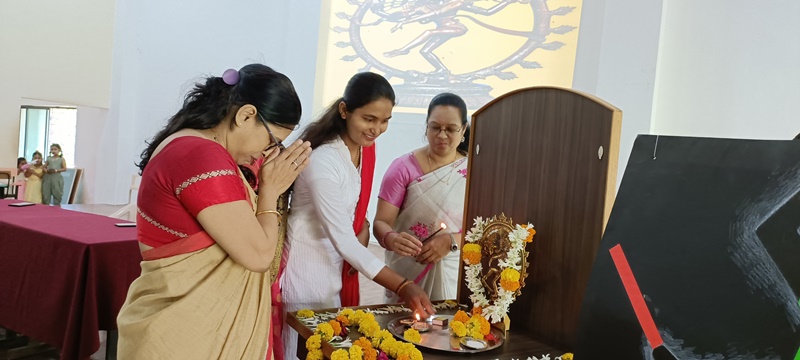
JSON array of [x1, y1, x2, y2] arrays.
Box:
[[500, 279, 520, 292], [328, 320, 342, 337], [336, 314, 350, 326], [353, 337, 372, 351], [525, 227, 536, 242], [472, 306, 483, 316], [364, 348, 378, 360], [453, 310, 470, 323], [397, 355, 410, 360], [479, 316, 491, 336]]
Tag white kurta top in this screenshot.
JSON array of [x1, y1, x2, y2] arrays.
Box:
[[281, 138, 386, 359], [281, 137, 385, 309]]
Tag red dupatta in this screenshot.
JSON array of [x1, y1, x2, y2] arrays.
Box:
[[340, 144, 376, 307]]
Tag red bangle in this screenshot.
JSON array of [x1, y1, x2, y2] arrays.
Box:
[[380, 231, 396, 248]]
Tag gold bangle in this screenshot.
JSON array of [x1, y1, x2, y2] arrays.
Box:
[[255, 210, 282, 218], [395, 279, 412, 295]]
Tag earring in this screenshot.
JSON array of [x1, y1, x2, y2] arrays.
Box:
[[461, 137, 465, 143]]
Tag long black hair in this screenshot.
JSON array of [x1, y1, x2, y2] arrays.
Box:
[[137, 64, 301, 173], [300, 72, 395, 149], [426, 93, 470, 156]]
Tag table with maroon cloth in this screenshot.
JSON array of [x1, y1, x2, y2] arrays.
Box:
[[0, 199, 141, 360]]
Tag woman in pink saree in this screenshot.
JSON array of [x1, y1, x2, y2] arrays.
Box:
[[373, 93, 469, 302]]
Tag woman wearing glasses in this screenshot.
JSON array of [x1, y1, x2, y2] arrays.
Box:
[[281, 72, 435, 359], [373, 93, 470, 303], [117, 64, 312, 359]]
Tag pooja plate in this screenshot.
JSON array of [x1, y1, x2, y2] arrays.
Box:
[[387, 315, 504, 353]]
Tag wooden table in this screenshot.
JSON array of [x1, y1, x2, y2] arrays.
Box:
[[286, 302, 567, 360]]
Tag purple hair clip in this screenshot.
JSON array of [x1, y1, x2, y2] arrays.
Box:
[[222, 68, 240, 85]]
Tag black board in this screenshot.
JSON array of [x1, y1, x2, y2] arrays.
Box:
[[575, 135, 800, 359]]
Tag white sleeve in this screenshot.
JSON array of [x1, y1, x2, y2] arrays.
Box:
[[303, 150, 386, 279]]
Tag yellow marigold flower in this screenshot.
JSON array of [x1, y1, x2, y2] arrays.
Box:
[[315, 323, 334, 341], [397, 342, 416, 356], [561, 353, 573, 360], [358, 319, 381, 338], [397, 355, 410, 360], [340, 308, 355, 318], [307, 349, 323, 360], [471, 306, 483, 316], [403, 328, 421, 343], [336, 314, 350, 326], [409, 348, 423, 360], [328, 320, 342, 337], [462, 244, 481, 265], [297, 309, 315, 318], [349, 345, 363, 360], [305, 334, 322, 351], [450, 320, 467, 337], [331, 349, 350, 360], [501, 268, 520, 281], [468, 326, 484, 339], [453, 310, 470, 323], [351, 310, 368, 324]]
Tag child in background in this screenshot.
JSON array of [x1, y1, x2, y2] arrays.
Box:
[[24, 151, 44, 203]]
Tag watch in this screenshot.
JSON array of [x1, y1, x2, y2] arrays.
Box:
[[449, 233, 459, 252]]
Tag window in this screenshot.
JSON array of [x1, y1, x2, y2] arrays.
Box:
[[18, 106, 77, 167]]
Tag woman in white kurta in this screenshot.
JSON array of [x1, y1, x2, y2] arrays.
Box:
[[281, 72, 435, 359]]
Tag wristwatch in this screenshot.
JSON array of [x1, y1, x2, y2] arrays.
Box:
[[449, 233, 458, 252]]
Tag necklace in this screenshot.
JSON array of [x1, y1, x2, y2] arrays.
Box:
[[426, 149, 456, 185]]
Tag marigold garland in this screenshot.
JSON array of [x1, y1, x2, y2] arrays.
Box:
[[463, 216, 535, 323], [304, 308, 424, 360]]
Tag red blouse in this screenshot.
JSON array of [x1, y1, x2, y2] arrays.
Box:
[[137, 136, 248, 248]]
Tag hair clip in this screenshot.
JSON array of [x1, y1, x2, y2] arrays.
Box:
[[222, 68, 240, 85]]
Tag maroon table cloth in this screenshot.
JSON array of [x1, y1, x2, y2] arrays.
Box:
[[0, 199, 141, 360]]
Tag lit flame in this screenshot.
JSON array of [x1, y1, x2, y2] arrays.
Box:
[[440, 223, 447, 230], [415, 313, 420, 321]]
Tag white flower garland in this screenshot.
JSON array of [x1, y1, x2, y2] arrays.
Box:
[[463, 216, 533, 323]]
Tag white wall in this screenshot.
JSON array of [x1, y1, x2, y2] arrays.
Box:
[[96, 0, 323, 204], [0, 0, 114, 168], [652, 0, 800, 140], [572, 0, 664, 185]]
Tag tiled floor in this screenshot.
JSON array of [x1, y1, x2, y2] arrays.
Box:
[[4, 204, 392, 359]]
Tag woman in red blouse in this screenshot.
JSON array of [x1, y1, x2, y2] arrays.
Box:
[[117, 64, 312, 360]]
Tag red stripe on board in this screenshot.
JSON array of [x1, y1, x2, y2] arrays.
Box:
[[609, 244, 664, 348]]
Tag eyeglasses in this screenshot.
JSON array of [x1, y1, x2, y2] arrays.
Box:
[[258, 113, 286, 152], [426, 124, 462, 136]]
